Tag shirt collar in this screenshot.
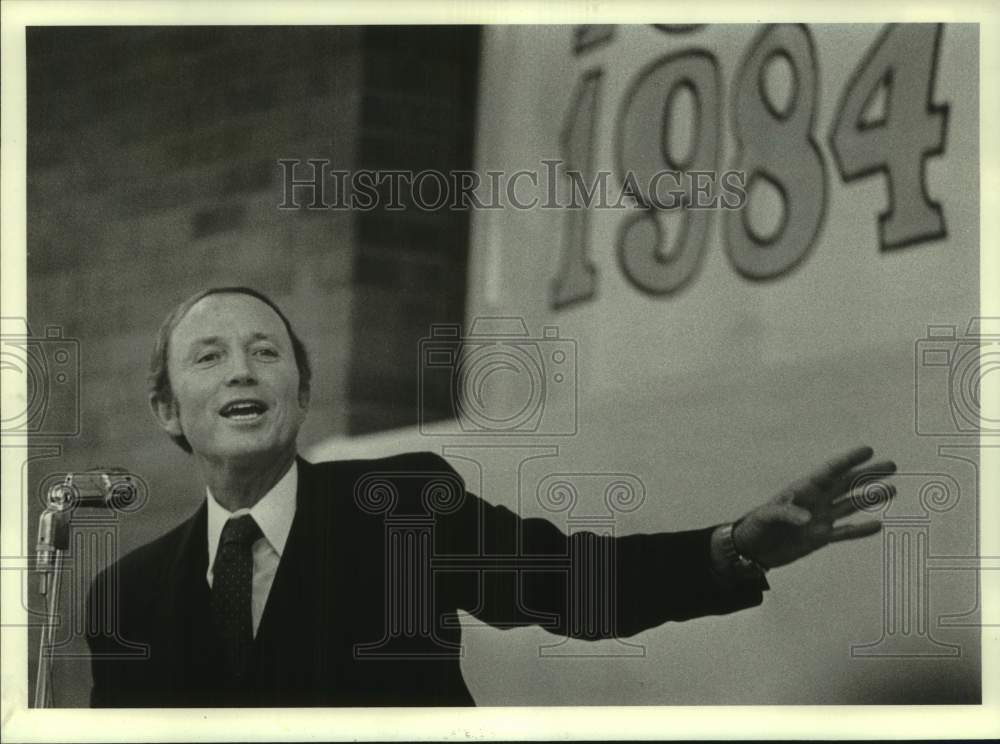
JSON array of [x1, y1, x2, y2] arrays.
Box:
[[206, 460, 297, 574]]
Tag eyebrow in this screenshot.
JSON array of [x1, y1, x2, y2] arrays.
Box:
[[187, 332, 276, 348]]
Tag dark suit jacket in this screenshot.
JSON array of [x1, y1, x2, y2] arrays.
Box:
[[86, 452, 764, 706]]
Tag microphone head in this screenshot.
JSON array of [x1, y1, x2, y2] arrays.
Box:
[[41, 469, 146, 513], [45, 481, 77, 509]]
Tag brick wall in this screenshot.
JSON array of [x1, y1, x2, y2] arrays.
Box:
[[349, 26, 480, 433], [24, 26, 479, 707]]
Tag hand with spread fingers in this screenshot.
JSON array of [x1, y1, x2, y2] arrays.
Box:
[[732, 445, 897, 570]]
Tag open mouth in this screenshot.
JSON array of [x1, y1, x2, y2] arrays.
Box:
[[219, 399, 269, 421]]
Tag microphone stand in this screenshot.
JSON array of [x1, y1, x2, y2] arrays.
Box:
[[32, 469, 138, 707], [34, 476, 75, 708]]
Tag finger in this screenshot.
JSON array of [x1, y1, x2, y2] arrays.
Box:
[[829, 520, 883, 542], [807, 446, 875, 489], [759, 502, 812, 526], [831, 482, 896, 520], [834, 460, 898, 496]]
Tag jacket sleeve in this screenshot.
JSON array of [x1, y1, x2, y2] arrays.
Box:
[[425, 454, 765, 640], [85, 561, 155, 707], [85, 567, 124, 707]]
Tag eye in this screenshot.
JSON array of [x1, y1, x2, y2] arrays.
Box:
[[196, 350, 221, 364], [254, 346, 280, 359]]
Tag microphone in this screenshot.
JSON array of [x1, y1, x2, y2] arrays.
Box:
[[37, 469, 139, 596], [45, 469, 140, 511]]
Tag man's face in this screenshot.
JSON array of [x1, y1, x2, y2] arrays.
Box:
[[158, 293, 309, 464]]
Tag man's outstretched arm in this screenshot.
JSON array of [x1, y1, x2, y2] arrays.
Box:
[[434, 445, 896, 639]]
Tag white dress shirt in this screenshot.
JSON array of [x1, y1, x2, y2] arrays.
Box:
[[206, 461, 297, 637]]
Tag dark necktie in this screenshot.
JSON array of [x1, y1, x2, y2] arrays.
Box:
[[211, 514, 262, 688]]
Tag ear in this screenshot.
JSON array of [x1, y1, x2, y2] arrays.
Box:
[[149, 393, 184, 437]]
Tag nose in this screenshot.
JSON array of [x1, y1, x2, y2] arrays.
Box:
[[225, 349, 258, 386]]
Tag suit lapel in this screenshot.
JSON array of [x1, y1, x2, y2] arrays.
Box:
[[253, 457, 344, 701], [150, 501, 220, 697]]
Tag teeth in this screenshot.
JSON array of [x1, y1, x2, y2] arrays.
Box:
[[221, 402, 266, 418]]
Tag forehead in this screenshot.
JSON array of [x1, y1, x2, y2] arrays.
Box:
[[170, 293, 290, 349]]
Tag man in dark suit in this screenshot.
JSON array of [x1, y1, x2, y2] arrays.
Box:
[[86, 287, 897, 707]]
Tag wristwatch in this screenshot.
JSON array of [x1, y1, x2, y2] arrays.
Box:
[[718, 520, 769, 584]]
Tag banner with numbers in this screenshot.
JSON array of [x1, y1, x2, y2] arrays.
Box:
[[468, 24, 977, 374]]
